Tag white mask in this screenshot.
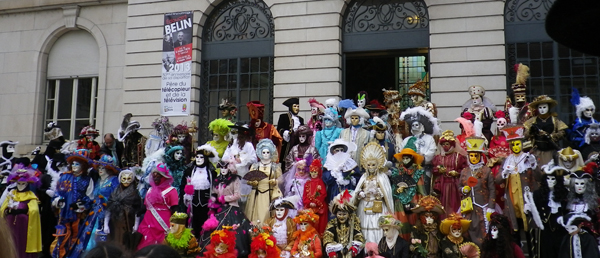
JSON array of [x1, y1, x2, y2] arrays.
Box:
[[538, 103, 549, 115], [563, 160, 574, 169], [491, 226, 499, 239], [324, 119, 333, 127], [6, 145, 15, 153], [299, 222, 309, 232], [196, 154, 205, 166], [410, 95, 422, 105], [450, 228, 462, 238], [16, 181, 28, 191], [212, 133, 220, 141], [425, 216, 434, 225], [574, 178, 586, 194], [311, 106, 318, 115], [71, 161, 81, 173], [546, 175, 556, 189], [357, 99, 365, 108], [174, 150, 183, 161], [411, 122, 423, 136], [496, 118, 507, 129], [402, 156, 412, 165], [382, 227, 398, 240], [583, 107, 595, 119], [299, 134, 307, 144], [98, 166, 107, 178], [471, 95, 482, 106], [275, 207, 286, 219], [255, 119, 262, 128], [177, 134, 187, 142]]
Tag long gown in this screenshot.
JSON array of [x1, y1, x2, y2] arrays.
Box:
[[71, 176, 119, 257], [390, 164, 426, 241], [0, 190, 42, 258], [432, 152, 467, 216], [353, 172, 394, 243], [136, 186, 179, 250], [458, 164, 495, 246], [302, 176, 328, 234], [107, 183, 142, 251], [244, 162, 282, 222]]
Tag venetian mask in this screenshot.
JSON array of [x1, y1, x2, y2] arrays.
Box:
[[490, 226, 499, 239], [410, 95, 423, 105], [573, 178, 587, 194], [169, 222, 184, 234], [310, 170, 319, 179], [221, 109, 230, 117], [324, 118, 334, 127], [468, 152, 481, 165], [411, 122, 423, 135], [364, 160, 378, 174], [441, 142, 452, 152], [213, 132, 221, 141], [71, 161, 82, 174], [98, 166, 107, 178], [375, 131, 385, 141], [16, 181, 28, 192], [292, 104, 300, 115], [196, 154, 205, 166], [425, 216, 434, 225], [296, 162, 307, 175], [590, 131, 600, 142], [402, 156, 412, 165], [496, 118, 507, 129], [382, 227, 398, 239], [471, 95, 482, 106], [6, 145, 15, 153], [546, 175, 557, 189], [174, 150, 183, 161], [584, 107, 595, 118], [261, 149, 271, 160], [311, 106, 318, 115], [256, 250, 267, 258], [215, 243, 228, 254], [450, 228, 462, 238], [177, 134, 187, 142], [562, 159, 574, 169], [299, 134, 307, 144], [255, 119, 262, 128], [120, 173, 134, 187], [275, 207, 286, 220], [299, 222, 309, 232], [350, 115, 360, 126], [357, 98, 365, 108], [336, 211, 349, 224], [538, 103, 549, 115], [510, 140, 522, 154], [515, 93, 526, 103]]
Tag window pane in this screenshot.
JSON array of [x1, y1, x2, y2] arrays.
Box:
[[57, 79, 73, 119], [228, 59, 237, 73], [57, 120, 71, 140], [260, 57, 269, 72], [46, 100, 55, 120], [210, 60, 218, 74], [75, 120, 90, 138], [542, 42, 553, 59], [529, 42, 541, 59], [240, 74, 249, 88], [241, 58, 249, 73], [76, 78, 93, 119], [219, 60, 228, 73], [47, 80, 56, 99], [251, 58, 260, 73]]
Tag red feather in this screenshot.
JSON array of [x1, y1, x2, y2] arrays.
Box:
[[583, 162, 598, 175], [513, 64, 520, 73], [495, 110, 505, 119], [340, 190, 352, 204]]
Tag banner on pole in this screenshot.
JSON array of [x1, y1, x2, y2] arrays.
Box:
[[161, 11, 193, 116]]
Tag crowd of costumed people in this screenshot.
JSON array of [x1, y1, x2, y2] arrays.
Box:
[[3, 63, 600, 258]]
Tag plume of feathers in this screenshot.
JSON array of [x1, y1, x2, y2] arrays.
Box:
[[571, 87, 581, 106], [454, 117, 474, 137], [508, 106, 519, 124], [338, 99, 357, 109], [515, 63, 530, 85]]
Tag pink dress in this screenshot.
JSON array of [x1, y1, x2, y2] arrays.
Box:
[[136, 186, 179, 250]]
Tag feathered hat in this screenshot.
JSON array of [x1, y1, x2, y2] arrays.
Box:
[[93, 154, 119, 175], [400, 106, 441, 135], [322, 108, 339, 124], [44, 122, 63, 141], [66, 149, 91, 167], [270, 195, 299, 211], [382, 88, 401, 104], [209, 118, 234, 137], [79, 125, 99, 138], [541, 157, 568, 177], [329, 190, 356, 214], [557, 212, 592, 234], [408, 81, 427, 97], [511, 63, 529, 94], [249, 231, 280, 258], [170, 212, 188, 225], [455, 116, 474, 137], [207, 226, 237, 255], [173, 122, 189, 135], [570, 87, 596, 119], [151, 116, 174, 136], [365, 99, 385, 111], [328, 138, 357, 155], [219, 98, 237, 111], [196, 144, 220, 164], [308, 98, 325, 110], [368, 117, 388, 132], [117, 113, 141, 142], [378, 214, 401, 229], [570, 162, 596, 180], [338, 99, 357, 110], [228, 122, 253, 137], [154, 162, 172, 178], [411, 195, 445, 215], [440, 213, 471, 235], [309, 158, 322, 175], [293, 209, 320, 226], [7, 164, 40, 187], [246, 101, 265, 120]]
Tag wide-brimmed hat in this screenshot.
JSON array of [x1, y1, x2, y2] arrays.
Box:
[[440, 213, 471, 235], [328, 139, 357, 155], [393, 148, 424, 166], [529, 95, 557, 110], [546, 0, 600, 57], [294, 125, 313, 136], [154, 163, 172, 178], [66, 149, 91, 167], [378, 214, 401, 229], [344, 107, 370, 120], [368, 117, 387, 131], [412, 195, 445, 215], [270, 195, 298, 210], [329, 190, 356, 214], [558, 147, 580, 162], [293, 209, 319, 226], [228, 122, 252, 136], [407, 81, 427, 97], [365, 99, 385, 111], [400, 106, 441, 136], [196, 144, 219, 164], [93, 154, 119, 175]]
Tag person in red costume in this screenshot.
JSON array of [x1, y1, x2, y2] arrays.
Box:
[[77, 125, 101, 160], [487, 111, 510, 210], [302, 159, 328, 235], [291, 209, 323, 258], [432, 130, 467, 217], [248, 223, 281, 258], [247, 101, 283, 157], [202, 226, 238, 258]]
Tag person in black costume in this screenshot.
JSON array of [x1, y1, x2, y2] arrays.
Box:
[[277, 97, 304, 169]]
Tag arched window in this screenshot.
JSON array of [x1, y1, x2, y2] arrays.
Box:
[[200, 0, 274, 140], [343, 0, 429, 108], [45, 30, 99, 139], [505, 0, 600, 123]]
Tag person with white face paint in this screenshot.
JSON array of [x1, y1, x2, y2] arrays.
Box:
[[528, 160, 569, 258], [481, 213, 525, 258], [106, 169, 142, 251], [245, 139, 283, 223], [524, 95, 568, 166], [0, 164, 42, 258], [283, 125, 320, 173], [568, 88, 599, 148], [179, 145, 219, 239], [315, 109, 342, 163], [163, 145, 186, 195], [438, 213, 479, 258], [565, 166, 598, 216], [207, 118, 234, 159], [288, 209, 322, 258], [410, 196, 445, 257], [265, 196, 297, 254]]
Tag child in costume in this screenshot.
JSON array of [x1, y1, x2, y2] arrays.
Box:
[[376, 214, 409, 258], [439, 213, 478, 258], [481, 213, 525, 258], [410, 196, 445, 258], [207, 118, 234, 159], [458, 137, 495, 246], [391, 147, 426, 240], [302, 159, 328, 234], [0, 164, 42, 258], [202, 226, 238, 258], [164, 212, 201, 258], [245, 139, 283, 223], [291, 209, 322, 258], [72, 155, 120, 255], [322, 190, 365, 258], [432, 130, 467, 217], [136, 163, 179, 250], [353, 142, 394, 243]]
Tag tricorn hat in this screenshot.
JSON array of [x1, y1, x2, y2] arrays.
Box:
[[282, 97, 299, 108]]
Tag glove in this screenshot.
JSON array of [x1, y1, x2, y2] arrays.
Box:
[[448, 170, 458, 177], [462, 186, 471, 194], [46, 190, 55, 198], [183, 194, 193, 206], [103, 215, 111, 234], [52, 198, 61, 208], [485, 208, 494, 221], [247, 181, 258, 187], [350, 246, 359, 257], [133, 216, 141, 232], [283, 130, 290, 142], [218, 195, 226, 204], [269, 179, 277, 186], [358, 191, 366, 199]]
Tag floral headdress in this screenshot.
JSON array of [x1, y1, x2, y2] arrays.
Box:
[[249, 223, 280, 258], [293, 209, 319, 226]]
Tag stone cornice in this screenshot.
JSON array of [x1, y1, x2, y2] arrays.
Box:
[[0, 0, 128, 14]]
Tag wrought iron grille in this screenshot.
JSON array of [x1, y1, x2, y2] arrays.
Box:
[[506, 42, 600, 125], [203, 0, 274, 42], [199, 57, 274, 142], [344, 0, 428, 33], [505, 0, 555, 23]]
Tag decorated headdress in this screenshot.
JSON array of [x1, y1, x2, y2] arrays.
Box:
[[7, 164, 40, 186], [282, 97, 299, 108], [117, 113, 141, 142], [455, 116, 474, 137], [173, 122, 190, 135], [558, 147, 579, 162], [501, 125, 525, 141], [325, 98, 338, 109], [293, 209, 319, 226], [329, 190, 356, 214], [557, 212, 592, 234], [440, 213, 471, 235], [369, 117, 388, 132], [465, 137, 486, 153], [408, 81, 427, 97], [209, 118, 234, 137], [204, 226, 238, 258], [328, 138, 357, 155], [308, 98, 325, 110], [529, 95, 557, 110], [365, 99, 386, 111], [360, 142, 386, 171], [570, 87, 596, 119], [495, 110, 507, 129], [196, 144, 220, 164], [570, 162, 596, 180], [400, 106, 441, 135], [439, 130, 456, 144], [165, 145, 184, 159], [219, 98, 237, 111], [378, 214, 401, 229], [249, 230, 280, 258], [294, 125, 313, 137], [228, 123, 253, 137], [411, 195, 445, 215], [246, 101, 265, 120], [338, 99, 357, 110], [382, 88, 401, 105], [355, 91, 369, 106], [151, 116, 174, 136], [468, 85, 486, 97], [118, 169, 136, 185], [511, 63, 529, 98], [79, 125, 99, 138], [585, 123, 600, 145], [256, 139, 278, 161], [170, 212, 188, 224], [93, 154, 119, 176], [541, 160, 568, 177], [44, 122, 63, 141], [154, 162, 172, 179], [66, 149, 91, 170], [344, 107, 370, 124], [309, 159, 322, 177], [270, 195, 299, 211], [393, 148, 424, 166]]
